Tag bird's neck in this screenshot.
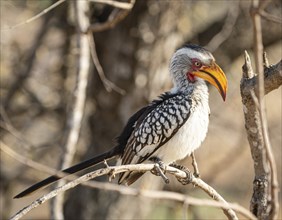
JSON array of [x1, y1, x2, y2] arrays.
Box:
[[190, 79, 209, 105], [171, 78, 208, 98]]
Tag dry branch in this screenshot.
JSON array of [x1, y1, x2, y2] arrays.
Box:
[[51, 1, 91, 219], [1, 0, 66, 31], [246, 1, 280, 218], [9, 163, 242, 220], [3, 12, 53, 109], [1, 140, 256, 219], [241, 60, 282, 96], [241, 52, 281, 219], [88, 34, 125, 94], [88, 0, 135, 9], [88, 0, 135, 32], [205, 4, 239, 52]]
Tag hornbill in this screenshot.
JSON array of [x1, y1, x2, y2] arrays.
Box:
[[14, 44, 227, 198]]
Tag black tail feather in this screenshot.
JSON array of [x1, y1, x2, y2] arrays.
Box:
[[14, 148, 120, 198]]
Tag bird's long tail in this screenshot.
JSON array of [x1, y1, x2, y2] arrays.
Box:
[[14, 147, 120, 199]]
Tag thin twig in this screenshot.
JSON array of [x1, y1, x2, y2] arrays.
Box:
[[262, 52, 269, 68], [3, 11, 53, 109], [88, 0, 135, 9], [183, 198, 189, 220], [88, 34, 125, 95], [260, 10, 282, 23], [0, 141, 71, 182], [0, 122, 33, 151], [0, 141, 114, 189], [0, 106, 34, 150], [1, 0, 66, 31], [205, 4, 239, 52], [88, 0, 135, 32]]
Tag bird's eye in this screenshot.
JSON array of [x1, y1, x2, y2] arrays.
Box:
[[194, 61, 201, 67]]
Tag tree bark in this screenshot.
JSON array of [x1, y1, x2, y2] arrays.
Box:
[[241, 53, 281, 219]]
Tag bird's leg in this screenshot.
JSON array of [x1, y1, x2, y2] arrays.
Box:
[[191, 152, 200, 178], [170, 162, 193, 185], [149, 157, 169, 184]]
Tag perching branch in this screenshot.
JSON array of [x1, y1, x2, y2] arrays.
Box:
[[9, 162, 245, 220], [2, 140, 256, 220]]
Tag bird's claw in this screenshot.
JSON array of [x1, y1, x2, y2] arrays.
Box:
[[151, 161, 165, 176], [177, 170, 193, 185], [170, 163, 193, 185], [150, 157, 169, 184]]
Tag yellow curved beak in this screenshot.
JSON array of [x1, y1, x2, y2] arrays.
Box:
[[193, 62, 228, 101]]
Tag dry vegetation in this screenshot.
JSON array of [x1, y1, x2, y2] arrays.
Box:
[[0, 0, 281, 219]]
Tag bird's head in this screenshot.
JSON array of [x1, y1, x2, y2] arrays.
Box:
[[170, 44, 228, 101]]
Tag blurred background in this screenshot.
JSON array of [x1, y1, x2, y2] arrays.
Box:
[[1, 0, 281, 219]]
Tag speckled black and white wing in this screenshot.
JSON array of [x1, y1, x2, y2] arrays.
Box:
[[119, 92, 192, 184]]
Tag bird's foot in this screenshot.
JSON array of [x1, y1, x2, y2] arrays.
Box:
[[170, 163, 193, 185], [150, 157, 169, 184], [191, 152, 200, 178]]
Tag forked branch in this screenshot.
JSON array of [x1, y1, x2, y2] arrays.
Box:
[[241, 51, 281, 219]]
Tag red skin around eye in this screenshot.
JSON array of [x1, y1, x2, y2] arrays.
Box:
[[187, 58, 202, 82], [191, 58, 202, 70]]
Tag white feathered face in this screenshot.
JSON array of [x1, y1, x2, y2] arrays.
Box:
[[170, 45, 228, 101]]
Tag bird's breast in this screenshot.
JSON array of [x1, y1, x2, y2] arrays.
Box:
[[153, 100, 210, 164]]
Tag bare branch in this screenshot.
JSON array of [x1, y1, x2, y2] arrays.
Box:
[[250, 1, 280, 217], [2, 141, 255, 220], [257, 0, 271, 10], [10, 163, 243, 220], [241, 52, 281, 218], [61, 0, 90, 163], [0, 106, 34, 151], [205, 4, 239, 52], [88, 0, 135, 32], [88, 0, 135, 9], [86, 182, 255, 220], [88, 34, 126, 95], [1, 0, 66, 31], [3, 11, 53, 109], [260, 10, 282, 23], [241, 60, 282, 96], [0, 141, 72, 181], [52, 1, 91, 219]]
